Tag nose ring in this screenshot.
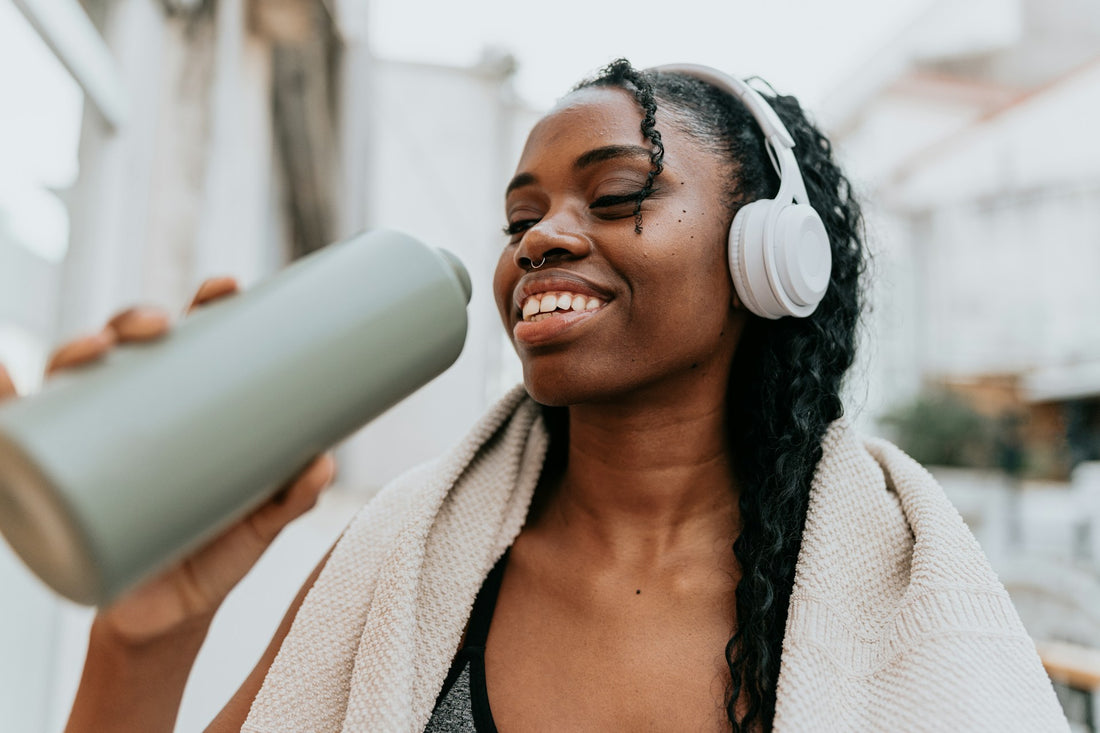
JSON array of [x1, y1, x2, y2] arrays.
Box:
[[529, 257, 546, 269]]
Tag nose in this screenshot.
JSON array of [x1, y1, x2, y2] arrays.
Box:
[[514, 213, 591, 270]]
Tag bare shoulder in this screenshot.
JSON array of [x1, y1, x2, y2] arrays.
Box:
[[204, 543, 335, 732]]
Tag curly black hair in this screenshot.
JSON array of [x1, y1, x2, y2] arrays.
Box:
[[561, 58, 868, 731]]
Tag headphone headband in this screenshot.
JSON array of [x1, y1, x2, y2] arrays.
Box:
[[648, 63, 810, 207], [651, 64, 794, 148]]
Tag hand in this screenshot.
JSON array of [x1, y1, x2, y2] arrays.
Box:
[[37, 277, 337, 644]]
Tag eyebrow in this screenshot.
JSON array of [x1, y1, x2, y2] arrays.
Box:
[[574, 144, 652, 170], [505, 172, 536, 196], [504, 144, 653, 197]]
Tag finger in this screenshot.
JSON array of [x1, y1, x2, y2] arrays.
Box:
[[184, 276, 239, 315], [45, 330, 118, 377], [271, 452, 338, 505], [0, 364, 17, 402], [106, 306, 172, 342], [274, 452, 336, 514], [249, 452, 337, 544]]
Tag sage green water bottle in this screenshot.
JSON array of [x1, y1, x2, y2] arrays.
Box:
[[0, 229, 471, 605]]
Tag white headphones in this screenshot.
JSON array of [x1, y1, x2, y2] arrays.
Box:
[[652, 64, 831, 319]]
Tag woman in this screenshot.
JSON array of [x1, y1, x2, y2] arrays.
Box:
[[43, 59, 1064, 731]]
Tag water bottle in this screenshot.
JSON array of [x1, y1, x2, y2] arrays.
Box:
[[0, 229, 471, 605]]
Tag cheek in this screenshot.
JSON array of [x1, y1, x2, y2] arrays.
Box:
[[627, 216, 735, 360], [644, 211, 733, 308]]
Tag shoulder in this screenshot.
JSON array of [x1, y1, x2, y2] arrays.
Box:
[[798, 417, 1014, 617], [781, 423, 1069, 731], [813, 417, 964, 535]]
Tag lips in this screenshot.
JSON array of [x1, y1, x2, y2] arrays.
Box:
[[512, 272, 614, 316], [511, 271, 613, 345]]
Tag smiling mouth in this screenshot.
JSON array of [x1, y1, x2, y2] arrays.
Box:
[[520, 291, 606, 322]]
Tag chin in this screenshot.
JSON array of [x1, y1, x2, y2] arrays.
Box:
[[521, 364, 597, 407], [520, 360, 639, 408], [522, 376, 583, 407]]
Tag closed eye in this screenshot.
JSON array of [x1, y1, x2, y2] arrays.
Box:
[[503, 219, 539, 237], [590, 191, 645, 210]]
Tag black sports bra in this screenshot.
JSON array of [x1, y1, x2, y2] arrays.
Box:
[[424, 550, 509, 732]]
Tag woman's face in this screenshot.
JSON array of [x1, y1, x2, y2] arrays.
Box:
[[493, 86, 744, 407]]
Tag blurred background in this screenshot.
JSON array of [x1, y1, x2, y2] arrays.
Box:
[[2, 0, 1100, 729]]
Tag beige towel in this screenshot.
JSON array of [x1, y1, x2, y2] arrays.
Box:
[[244, 386, 1068, 732]]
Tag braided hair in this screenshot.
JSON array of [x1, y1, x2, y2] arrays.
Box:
[[567, 58, 867, 731]]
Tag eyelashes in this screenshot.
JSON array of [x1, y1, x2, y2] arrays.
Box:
[[502, 220, 536, 236], [589, 190, 646, 209], [503, 189, 649, 238]]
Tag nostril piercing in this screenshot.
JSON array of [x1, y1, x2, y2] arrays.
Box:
[[530, 257, 546, 269]]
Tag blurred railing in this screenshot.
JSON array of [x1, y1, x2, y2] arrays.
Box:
[[1039, 640, 1100, 732]]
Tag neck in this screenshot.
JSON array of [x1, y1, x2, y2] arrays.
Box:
[[537, 379, 741, 569]]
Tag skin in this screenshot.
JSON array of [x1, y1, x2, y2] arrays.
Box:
[[487, 86, 750, 731], [55, 85, 754, 731]]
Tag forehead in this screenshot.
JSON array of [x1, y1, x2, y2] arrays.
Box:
[[512, 85, 707, 180], [521, 86, 646, 156]]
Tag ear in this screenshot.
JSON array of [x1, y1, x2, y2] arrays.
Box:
[[730, 289, 743, 311]]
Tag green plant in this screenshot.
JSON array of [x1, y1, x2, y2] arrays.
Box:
[[881, 390, 997, 468]]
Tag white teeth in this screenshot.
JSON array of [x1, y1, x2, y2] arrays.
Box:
[[521, 291, 607, 321]]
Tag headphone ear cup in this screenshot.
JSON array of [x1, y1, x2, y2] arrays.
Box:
[[729, 200, 783, 319], [728, 206, 754, 314], [771, 204, 831, 316], [730, 201, 832, 319]]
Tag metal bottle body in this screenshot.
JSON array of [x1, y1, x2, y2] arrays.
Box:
[[0, 229, 470, 605]]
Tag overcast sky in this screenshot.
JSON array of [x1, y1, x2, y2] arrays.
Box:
[[367, 0, 936, 108]]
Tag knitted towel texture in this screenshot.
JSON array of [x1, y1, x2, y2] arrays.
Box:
[[244, 386, 1068, 732]]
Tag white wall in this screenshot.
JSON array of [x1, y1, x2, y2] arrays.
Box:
[[913, 187, 1100, 378]]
